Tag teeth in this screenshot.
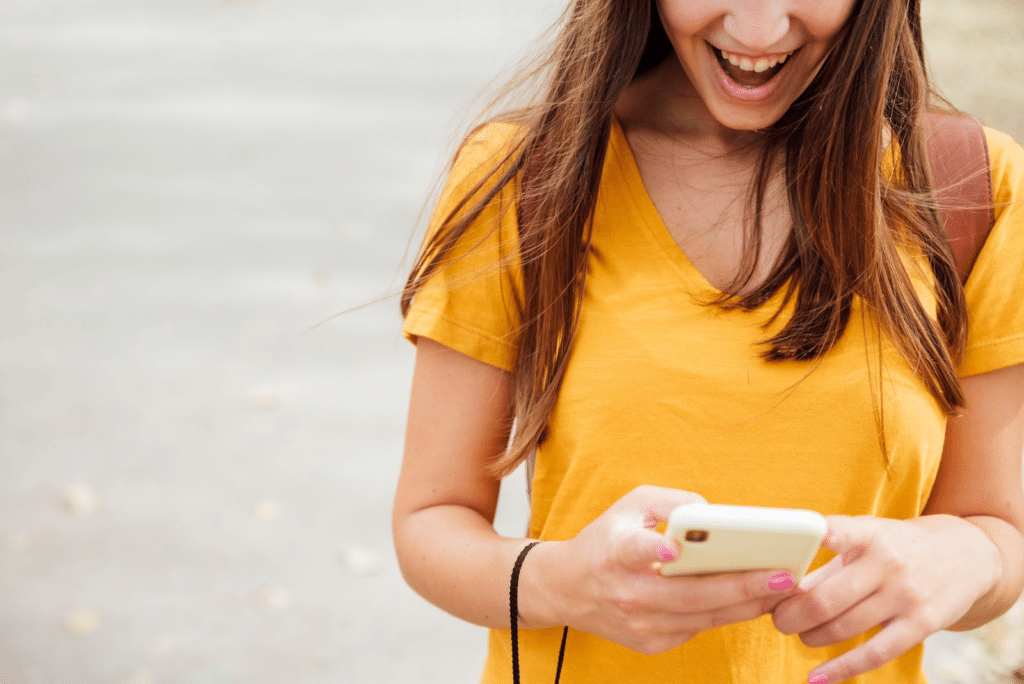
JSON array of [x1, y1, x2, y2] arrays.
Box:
[[719, 48, 793, 72]]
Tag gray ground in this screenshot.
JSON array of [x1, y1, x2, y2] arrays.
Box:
[[0, 1, 1021, 683]]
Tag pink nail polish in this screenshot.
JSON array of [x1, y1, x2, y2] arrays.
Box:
[[656, 543, 677, 561], [808, 673, 829, 684], [768, 572, 794, 591]]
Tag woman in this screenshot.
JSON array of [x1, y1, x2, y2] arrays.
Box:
[[393, 1, 1024, 682]]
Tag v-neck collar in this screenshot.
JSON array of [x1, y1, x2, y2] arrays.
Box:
[[607, 115, 726, 297]]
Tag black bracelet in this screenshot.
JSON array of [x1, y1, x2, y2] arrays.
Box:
[[510, 541, 568, 684]]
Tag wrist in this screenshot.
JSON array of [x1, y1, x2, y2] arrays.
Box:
[[926, 513, 1003, 587], [948, 515, 1018, 630], [923, 514, 1010, 631], [963, 516, 1006, 592], [516, 540, 569, 630]]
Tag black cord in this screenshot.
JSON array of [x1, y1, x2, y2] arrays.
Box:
[[510, 542, 568, 684], [553, 625, 568, 684], [510, 542, 539, 684]]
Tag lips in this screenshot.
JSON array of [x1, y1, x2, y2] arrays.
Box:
[[709, 42, 799, 89]]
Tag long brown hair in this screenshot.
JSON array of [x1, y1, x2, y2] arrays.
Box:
[[401, 0, 968, 477]]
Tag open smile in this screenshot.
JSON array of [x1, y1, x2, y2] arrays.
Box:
[[707, 42, 802, 90]]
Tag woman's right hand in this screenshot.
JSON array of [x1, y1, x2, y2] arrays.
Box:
[[395, 339, 793, 650], [521, 485, 798, 655]]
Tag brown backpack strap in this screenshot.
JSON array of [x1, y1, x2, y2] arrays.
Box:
[[923, 112, 995, 283]]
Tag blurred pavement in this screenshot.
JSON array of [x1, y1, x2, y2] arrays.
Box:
[[0, 0, 1020, 683]]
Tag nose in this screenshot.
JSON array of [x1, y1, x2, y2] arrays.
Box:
[[723, 3, 791, 53]]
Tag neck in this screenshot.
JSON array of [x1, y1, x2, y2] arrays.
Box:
[[616, 57, 766, 157]]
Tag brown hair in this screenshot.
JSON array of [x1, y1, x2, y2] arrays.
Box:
[[401, 0, 968, 477]]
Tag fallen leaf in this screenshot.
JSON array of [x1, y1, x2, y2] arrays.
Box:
[[62, 483, 101, 517], [341, 545, 384, 576], [8, 532, 36, 553], [252, 585, 292, 614], [248, 390, 280, 412], [63, 609, 100, 635], [311, 269, 330, 288], [122, 668, 155, 684], [254, 499, 282, 521]]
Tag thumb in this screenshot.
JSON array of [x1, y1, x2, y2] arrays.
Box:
[[820, 515, 873, 565], [626, 485, 708, 528], [615, 527, 680, 571], [612, 486, 707, 570], [797, 554, 844, 591]]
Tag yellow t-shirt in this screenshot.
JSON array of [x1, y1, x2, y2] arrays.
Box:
[[403, 119, 1024, 684]]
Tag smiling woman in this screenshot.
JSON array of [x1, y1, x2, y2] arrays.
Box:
[[656, 0, 856, 128], [393, 1, 1024, 683]]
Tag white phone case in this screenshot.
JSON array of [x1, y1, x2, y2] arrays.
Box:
[[659, 503, 827, 581]]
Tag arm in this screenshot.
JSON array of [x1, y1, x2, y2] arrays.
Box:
[[924, 363, 1024, 629], [771, 363, 1024, 683], [394, 337, 799, 650], [392, 336, 524, 628]]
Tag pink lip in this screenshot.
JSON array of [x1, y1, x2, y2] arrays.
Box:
[[707, 43, 787, 104], [719, 48, 793, 61]]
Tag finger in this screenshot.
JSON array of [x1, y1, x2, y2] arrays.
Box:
[[773, 552, 884, 635], [798, 555, 845, 591], [806, 616, 924, 684], [770, 556, 844, 623], [624, 485, 708, 528], [820, 515, 875, 564], [655, 568, 798, 614], [615, 528, 680, 571], [695, 590, 793, 630], [643, 591, 788, 636], [798, 592, 897, 648]]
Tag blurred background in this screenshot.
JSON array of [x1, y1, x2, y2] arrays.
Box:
[[0, 1, 1020, 683]]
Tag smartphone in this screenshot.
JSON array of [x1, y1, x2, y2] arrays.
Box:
[[659, 503, 827, 581]]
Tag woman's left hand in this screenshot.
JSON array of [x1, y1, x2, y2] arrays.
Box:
[[771, 513, 1002, 684]]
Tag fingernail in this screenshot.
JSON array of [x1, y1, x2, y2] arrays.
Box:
[[808, 673, 829, 684], [767, 572, 794, 591], [656, 543, 677, 561]]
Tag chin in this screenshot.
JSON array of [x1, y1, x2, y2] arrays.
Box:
[[708, 103, 789, 132]]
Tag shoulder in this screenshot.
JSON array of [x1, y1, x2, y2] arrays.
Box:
[[448, 120, 527, 183], [459, 120, 525, 158], [983, 127, 1024, 211], [430, 120, 528, 224], [958, 126, 1024, 376], [983, 126, 1024, 162], [406, 121, 527, 373]]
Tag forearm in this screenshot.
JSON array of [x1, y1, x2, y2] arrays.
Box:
[[394, 503, 563, 630], [947, 514, 1024, 631]]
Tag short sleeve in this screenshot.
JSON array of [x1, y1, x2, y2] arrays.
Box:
[[958, 128, 1024, 376], [402, 122, 523, 373]]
